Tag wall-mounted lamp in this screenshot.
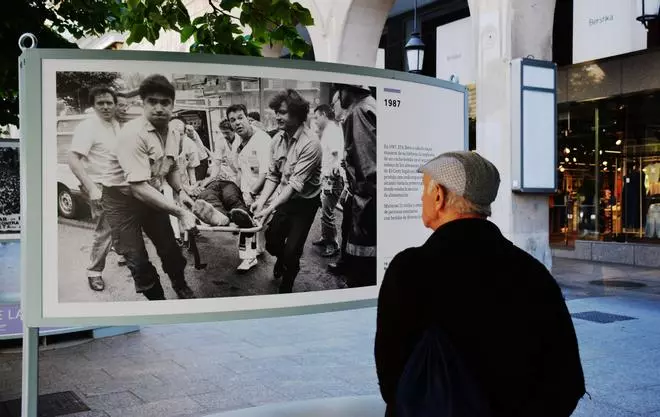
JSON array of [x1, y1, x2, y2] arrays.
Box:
[[405, 0, 425, 73], [637, 0, 660, 29]]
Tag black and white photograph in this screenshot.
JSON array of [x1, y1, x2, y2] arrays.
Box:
[[0, 140, 20, 237], [54, 69, 377, 303]]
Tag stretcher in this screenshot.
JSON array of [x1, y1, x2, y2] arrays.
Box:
[[187, 217, 268, 270]]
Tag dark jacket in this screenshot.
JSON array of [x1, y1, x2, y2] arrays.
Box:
[[375, 218, 585, 417], [343, 94, 377, 256]]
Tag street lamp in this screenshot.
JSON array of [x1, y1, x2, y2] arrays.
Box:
[[637, 0, 660, 29], [405, 33, 425, 74], [405, 0, 425, 73]]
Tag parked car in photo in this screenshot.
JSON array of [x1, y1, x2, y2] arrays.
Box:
[[57, 162, 87, 219]]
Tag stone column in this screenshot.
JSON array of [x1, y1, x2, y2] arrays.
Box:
[[469, 0, 556, 269], [298, 0, 395, 67]]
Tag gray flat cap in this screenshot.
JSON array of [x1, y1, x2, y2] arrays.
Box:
[[417, 151, 501, 216]]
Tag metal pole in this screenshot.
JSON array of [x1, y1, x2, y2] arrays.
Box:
[[594, 107, 600, 236], [413, 0, 417, 31], [21, 326, 39, 417], [18, 32, 40, 417]]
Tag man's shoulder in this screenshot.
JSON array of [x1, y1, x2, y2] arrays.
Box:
[[119, 117, 146, 135], [117, 117, 149, 147], [386, 246, 424, 276], [327, 123, 344, 139], [73, 115, 96, 134], [252, 128, 273, 146], [300, 128, 322, 150], [183, 135, 198, 151]]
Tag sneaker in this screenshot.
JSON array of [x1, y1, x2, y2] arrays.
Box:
[[237, 258, 258, 273], [193, 199, 229, 226], [87, 275, 105, 291], [230, 208, 255, 229], [321, 245, 340, 258], [173, 283, 195, 299]]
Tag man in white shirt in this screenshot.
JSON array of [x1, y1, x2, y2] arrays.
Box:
[[190, 118, 256, 231], [166, 118, 200, 246], [312, 104, 346, 257], [115, 94, 130, 127], [68, 85, 126, 292], [102, 75, 198, 300], [184, 124, 211, 181], [227, 104, 272, 272], [208, 119, 239, 186]]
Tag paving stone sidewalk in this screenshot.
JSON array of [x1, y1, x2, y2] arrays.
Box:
[[0, 258, 659, 417]]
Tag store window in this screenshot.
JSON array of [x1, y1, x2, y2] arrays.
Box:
[[552, 92, 660, 246]]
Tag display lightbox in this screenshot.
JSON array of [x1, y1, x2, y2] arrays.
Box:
[[510, 58, 558, 194]]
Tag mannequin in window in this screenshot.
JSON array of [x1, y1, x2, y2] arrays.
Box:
[[622, 165, 647, 229], [578, 177, 596, 234], [643, 162, 660, 238], [643, 162, 660, 197]]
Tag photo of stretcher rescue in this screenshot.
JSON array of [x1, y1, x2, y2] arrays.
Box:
[[56, 70, 377, 302]]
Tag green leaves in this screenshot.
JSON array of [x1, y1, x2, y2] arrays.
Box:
[[220, 0, 243, 11], [2, 0, 316, 128], [115, 0, 314, 56], [126, 23, 147, 43], [180, 25, 195, 42], [127, 0, 141, 10]]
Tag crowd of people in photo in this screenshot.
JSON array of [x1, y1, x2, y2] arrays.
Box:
[[0, 147, 20, 218], [66, 73, 376, 300]]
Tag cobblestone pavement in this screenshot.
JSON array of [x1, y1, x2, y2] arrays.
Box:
[[1, 258, 659, 417]]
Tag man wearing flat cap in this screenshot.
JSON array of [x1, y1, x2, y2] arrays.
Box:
[[374, 151, 585, 417]]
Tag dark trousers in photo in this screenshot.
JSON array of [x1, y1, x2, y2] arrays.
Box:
[[195, 158, 209, 182], [102, 186, 188, 294], [338, 195, 353, 263], [198, 179, 248, 215], [265, 196, 320, 292], [336, 195, 376, 287]]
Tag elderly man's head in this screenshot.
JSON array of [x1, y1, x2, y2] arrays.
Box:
[[418, 151, 501, 230]]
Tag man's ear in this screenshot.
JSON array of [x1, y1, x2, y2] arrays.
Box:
[[435, 185, 446, 211]]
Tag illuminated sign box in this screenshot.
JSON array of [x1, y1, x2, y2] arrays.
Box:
[[511, 58, 558, 194]]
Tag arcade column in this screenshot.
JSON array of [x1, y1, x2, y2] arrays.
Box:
[[469, 0, 557, 269], [298, 0, 395, 67]]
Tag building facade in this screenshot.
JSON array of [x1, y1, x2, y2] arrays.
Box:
[[69, 0, 660, 267], [377, 0, 660, 266]]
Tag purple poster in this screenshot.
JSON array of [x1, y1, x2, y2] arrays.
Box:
[[0, 304, 22, 337]]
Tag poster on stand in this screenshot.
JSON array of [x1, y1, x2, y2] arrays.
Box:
[[20, 49, 467, 326], [0, 140, 20, 239], [0, 240, 21, 338]]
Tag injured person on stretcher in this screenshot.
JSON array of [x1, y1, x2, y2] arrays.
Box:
[[186, 178, 266, 273], [191, 178, 256, 229]]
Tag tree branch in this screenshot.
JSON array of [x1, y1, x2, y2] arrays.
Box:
[[207, 0, 220, 13]]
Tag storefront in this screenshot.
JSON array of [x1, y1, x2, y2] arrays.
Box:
[[378, 0, 660, 263], [552, 64, 660, 248], [550, 0, 660, 255]]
